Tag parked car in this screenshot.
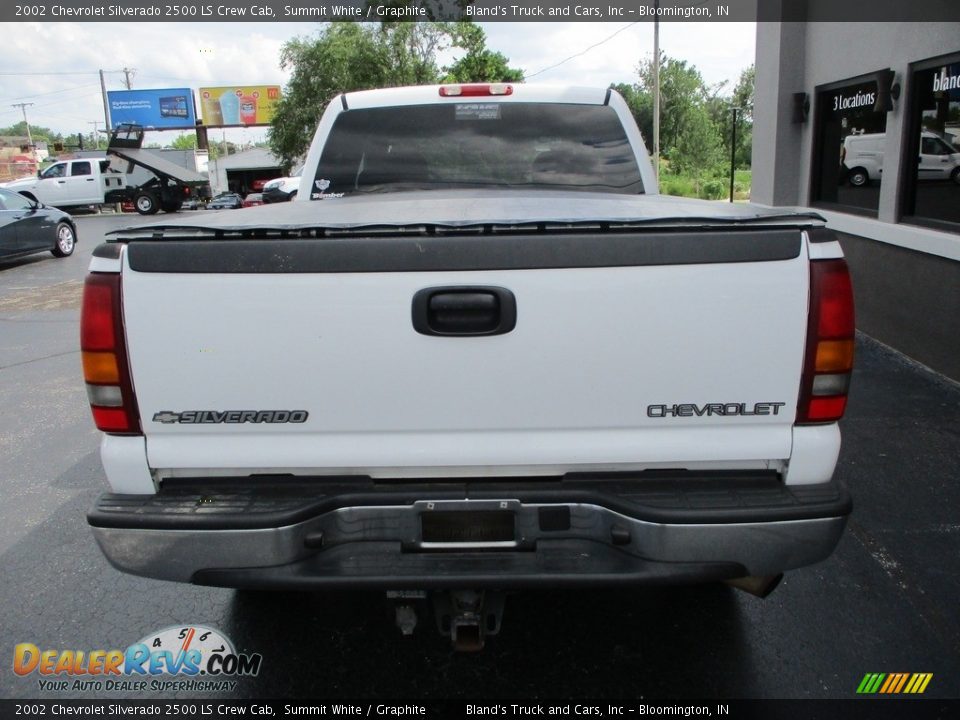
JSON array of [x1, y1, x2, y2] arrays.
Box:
[[181, 198, 200, 210], [261, 170, 301, 203], [242, 192, 264, 208], [0, 188, 76, 261], [206, 192, 243, 210]]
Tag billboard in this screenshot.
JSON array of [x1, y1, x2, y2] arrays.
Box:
[[107, 88, 197, 129], [198, 86, 282, 126]]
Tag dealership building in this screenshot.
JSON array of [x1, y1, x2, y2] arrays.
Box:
[[753, 13, 960, 381]]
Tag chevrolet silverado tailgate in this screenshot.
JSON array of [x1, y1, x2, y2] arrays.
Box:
[[112, 196, 815, 480]]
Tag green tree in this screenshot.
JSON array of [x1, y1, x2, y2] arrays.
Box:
[[268, 22, 442, 166], [708, 65, 754, 169], [730, 65, 755, 168], [170, 133, 197, 150], [268, 21, 524, 166], [379, 22, 452, 85], [170, 132, 224, 159], [0, 121, 62, 143], [637, 53, 715, 160], [670, 108, 723, 177], [442, 24, 524, 83]]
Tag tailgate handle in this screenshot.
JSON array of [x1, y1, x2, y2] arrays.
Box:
[[412, 287, 516, 336]]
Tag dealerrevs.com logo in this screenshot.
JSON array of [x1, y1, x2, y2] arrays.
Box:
[[14, 625, 262, 693]]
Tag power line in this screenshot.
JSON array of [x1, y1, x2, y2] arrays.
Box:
[[0, 69, 128, 77], [0, 71, 100, 76], [522, 0, 714, 81], [0, 91, 106, 116], [523, 23, 641, 81], [4, 84, 102, 103]]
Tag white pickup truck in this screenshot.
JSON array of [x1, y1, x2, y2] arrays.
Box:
[[1, 157, 126, 207], [82, 84, 854, 647], [1, 125, 211, 214]]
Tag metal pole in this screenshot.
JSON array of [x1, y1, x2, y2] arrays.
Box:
[[99, 69, 111, 132], [729, 107, 738, 202], [652, 2, 660, 184], [123, 67, 134, 90]]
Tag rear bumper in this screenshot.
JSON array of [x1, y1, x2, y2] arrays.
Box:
[[88, 473, 851, 589]]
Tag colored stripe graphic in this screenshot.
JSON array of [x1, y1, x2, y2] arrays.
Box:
[[857, 673, 932, 694], [879, 674, 896, 693], [893, 673, 909, 693]]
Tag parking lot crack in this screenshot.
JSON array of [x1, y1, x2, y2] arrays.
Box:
[[0, 349, 79, 372]]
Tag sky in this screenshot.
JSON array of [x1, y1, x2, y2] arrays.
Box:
[[0, 21, 756, 147]]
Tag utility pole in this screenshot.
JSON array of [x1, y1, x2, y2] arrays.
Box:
[[652, 0, 660, 184], [122, 67, 135, 90], [12, 102, 36, 163], [88, 121, 101, 150], [99, 69, 111, 132]]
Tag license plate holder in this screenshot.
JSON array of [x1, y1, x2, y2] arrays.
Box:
[[420, 510, 516, 547]]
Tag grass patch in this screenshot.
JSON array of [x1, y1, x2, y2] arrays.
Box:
[[658, 169, 752, 201]]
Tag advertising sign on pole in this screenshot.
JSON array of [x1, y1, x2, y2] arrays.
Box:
[[107, 88, 197, 129], [198, 86, 282, 127]]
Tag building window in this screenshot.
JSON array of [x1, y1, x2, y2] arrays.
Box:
[[902, 54, 960, 232], [811, 75, 888, 215]]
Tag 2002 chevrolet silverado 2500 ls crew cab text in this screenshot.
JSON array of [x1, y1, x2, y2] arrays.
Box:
[[81, 84, 854, 647]]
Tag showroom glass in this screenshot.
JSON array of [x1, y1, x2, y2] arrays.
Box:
[[812, 77, 887, 215], [314, 103, 644, 197], [904, 57, 960, 230]]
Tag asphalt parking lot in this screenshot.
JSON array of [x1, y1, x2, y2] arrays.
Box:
[[1, 212, 959, 701]]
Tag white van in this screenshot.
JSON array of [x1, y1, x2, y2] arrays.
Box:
[[843, 131, 960, 186]]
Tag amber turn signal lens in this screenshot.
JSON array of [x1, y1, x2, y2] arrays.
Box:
[[82, 351, 120, 384], [815, 339, 854, 373]]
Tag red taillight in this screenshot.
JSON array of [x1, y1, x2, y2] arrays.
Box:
[[439, 83, 514, 97], [797, 259, 855, 424], [81, 273, 141, 435], [80, 281, 115, 349]]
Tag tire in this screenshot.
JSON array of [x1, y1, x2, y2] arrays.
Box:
[[951, 167, 960, 186], [51, 222, 76, 258], [134, 191, 160, 215], [160, 199, 183, 213], [847, 168, 870, 187]]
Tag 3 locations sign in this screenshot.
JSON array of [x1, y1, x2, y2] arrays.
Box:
[[199, 86, 282, 126], [107, 88, 196, 129]]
